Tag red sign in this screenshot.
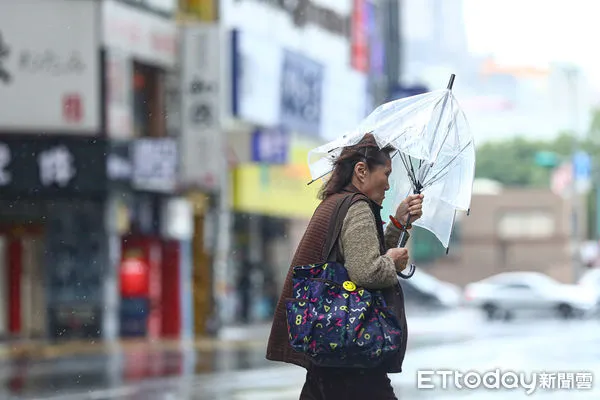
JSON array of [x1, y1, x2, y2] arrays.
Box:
[[63, 94, 83, 123], [351, 0, 369, 73], [120, 256, 150, 297]]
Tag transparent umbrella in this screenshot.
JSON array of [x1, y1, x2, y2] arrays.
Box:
[[307, 74, 475, 279]]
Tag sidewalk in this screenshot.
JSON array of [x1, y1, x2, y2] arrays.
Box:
[[0, 329, 267, 363], [0, 308, 479, 362]]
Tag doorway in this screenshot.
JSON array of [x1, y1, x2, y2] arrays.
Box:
[[0, 225, 46, 339]]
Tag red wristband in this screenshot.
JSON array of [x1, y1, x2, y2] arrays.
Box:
[[389, 215, 411, 230]]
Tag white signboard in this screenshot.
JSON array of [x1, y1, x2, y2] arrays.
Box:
[[132, 138, 178, 192], [180, 25, 221, 191], [232, 30, 282, 128], [102, 0, 177, 68], [0, 0, 100, 133]]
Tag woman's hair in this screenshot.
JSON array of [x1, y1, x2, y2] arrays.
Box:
[[318, 133, 395, 200]]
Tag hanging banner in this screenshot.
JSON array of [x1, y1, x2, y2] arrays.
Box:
[[179, 25, 221, 191]]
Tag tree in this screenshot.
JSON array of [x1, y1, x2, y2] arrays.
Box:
[[473, 128, 600, 187]]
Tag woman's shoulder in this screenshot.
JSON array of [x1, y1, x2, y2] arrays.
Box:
[[345, 199, 375, 225]]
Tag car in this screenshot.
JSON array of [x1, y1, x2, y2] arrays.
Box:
[[578, 268, 600, 314], [463, 271, 597, 320], [400, 269, 462, 310]]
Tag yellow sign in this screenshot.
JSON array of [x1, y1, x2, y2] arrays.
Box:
[[232, 162, 322, 219], [178, 0, 218, 21]]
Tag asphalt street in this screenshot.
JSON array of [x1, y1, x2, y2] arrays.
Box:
[[1, 309, 598, 400]]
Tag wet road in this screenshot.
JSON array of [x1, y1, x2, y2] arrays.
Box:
[[1, 309, 598, 399]]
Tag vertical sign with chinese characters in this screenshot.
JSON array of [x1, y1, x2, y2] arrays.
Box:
[[180, 25, 221, 191], [351, 0, 369, 73]]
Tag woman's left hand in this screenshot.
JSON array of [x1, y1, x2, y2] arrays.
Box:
[[395, 194, 424, 225]]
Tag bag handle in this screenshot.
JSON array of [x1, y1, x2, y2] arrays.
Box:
[[323, 193, 361, 262]]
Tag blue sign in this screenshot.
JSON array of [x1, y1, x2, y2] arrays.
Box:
[[279, 50, 324, 137], [366, 1, 384, 76], [573, 151, 592, 181], [251, 127, 289, 164], [389, 84, 429, 102]]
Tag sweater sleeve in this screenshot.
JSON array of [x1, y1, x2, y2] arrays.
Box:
[[338, 201, 398, 289]]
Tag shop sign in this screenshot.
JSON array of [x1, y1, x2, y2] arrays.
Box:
[[102, 0, 177, 68], [179, 25, 221, 191], [235, 0, 349, 37], [131, 137, 178, 192], [0, 135, 109, 197], [0, 0, 99, 132]]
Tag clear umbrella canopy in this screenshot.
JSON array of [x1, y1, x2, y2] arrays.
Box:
[[308, 75, 475, 250]]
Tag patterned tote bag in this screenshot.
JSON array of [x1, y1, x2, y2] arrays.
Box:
[[286, 194, 404, 368]]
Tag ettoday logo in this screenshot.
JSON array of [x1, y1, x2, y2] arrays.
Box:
[[417, 369, 594, 394]]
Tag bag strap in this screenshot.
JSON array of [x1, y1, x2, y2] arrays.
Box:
[[323, 193, 362, 262]]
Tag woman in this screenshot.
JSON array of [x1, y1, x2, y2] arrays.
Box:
[[266, 134, 424, 399]]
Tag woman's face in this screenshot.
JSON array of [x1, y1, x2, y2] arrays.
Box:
[[354, 158, 392, 205]]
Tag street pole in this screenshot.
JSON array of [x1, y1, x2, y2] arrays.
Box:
[[564, 66, 584, 282], [381, 0, 401, 100]]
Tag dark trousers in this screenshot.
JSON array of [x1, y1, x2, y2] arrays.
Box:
[[299, 365, 398, 400]]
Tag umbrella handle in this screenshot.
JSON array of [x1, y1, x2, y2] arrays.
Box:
[[398, 263, 416, 279], [395, 190, 421, 279], [396, 222, 415, 279]]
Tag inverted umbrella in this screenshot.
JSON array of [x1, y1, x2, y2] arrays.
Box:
[[307, 74, 475, 279]]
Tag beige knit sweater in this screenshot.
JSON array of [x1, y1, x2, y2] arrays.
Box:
[[338, 200, 405, 289]]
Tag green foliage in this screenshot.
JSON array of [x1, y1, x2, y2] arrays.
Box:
[[474, 124, 600, 187]]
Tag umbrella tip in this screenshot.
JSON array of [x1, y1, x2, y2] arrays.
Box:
[[446, 247, 450, 255], [467, 208, 470, 216], [447, 74, 456, 90]]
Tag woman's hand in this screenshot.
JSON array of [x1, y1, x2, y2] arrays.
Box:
[[385, 248, 409, 273], [395, 194, 424, 225]]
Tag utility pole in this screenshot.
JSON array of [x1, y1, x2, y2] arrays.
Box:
[[381, 0, 402, 101], [564, 66, 585, 282]]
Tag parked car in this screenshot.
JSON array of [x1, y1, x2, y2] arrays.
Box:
[[463, 271, 597, 320], [400, 269, 462, 310], [578, 268, 600, 314]]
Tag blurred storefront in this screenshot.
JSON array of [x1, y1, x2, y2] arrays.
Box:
[[231, 142, 321, 322], [0, 0, 103, 341], [0, 0, 190, 342], [222, 0, 374, 324], [101, 0, 192, 341], [169, 1, 224, 337]]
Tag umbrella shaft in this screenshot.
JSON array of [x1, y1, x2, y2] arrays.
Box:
[[397, 188, 421, 248], [398, 230, 409, 247]]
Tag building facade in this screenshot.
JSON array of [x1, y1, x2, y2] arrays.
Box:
[[0, 0, 192, 342], [216, 0, 380, 324], [423, 187, 574, 286]]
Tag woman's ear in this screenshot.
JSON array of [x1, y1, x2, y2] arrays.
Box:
[[354, 161, 367, 182]]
